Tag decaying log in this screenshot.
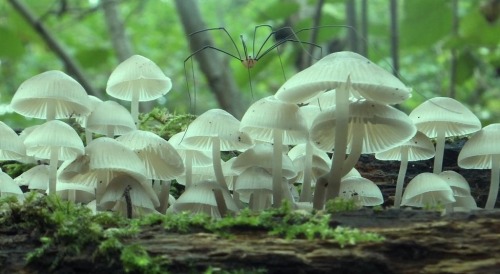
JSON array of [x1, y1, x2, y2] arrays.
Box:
[[1, 209, 500, 273]]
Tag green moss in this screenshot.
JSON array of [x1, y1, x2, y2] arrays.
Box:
[[324, 197, 362, 213], [138, 107, 196, 139], [0, 195, 384, 273]]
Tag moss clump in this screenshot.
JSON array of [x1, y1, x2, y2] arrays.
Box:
[[325, 197, 362, 213], [138, 107, 196, 139]]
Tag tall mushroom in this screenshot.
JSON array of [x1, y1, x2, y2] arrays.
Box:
[[240, 96, 307, 207], [375, 131, 435, 208], [310, 99, 416, 208], [275, 52, 411, 208], [106, 55, 172, 126], [458, 123, 500, 209], [181, 109, 253, 191], [23, 120, 84, 195], [409, 97, 481, 174]]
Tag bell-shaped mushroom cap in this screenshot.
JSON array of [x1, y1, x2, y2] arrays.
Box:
[[409, 97, 481, 138], [100, 173, 160, 216], [168, 131, 212, 166], [311, 100, 416, 153], [339, 176, 384, 206], [24, 120, 84, 160], [438, 170, 471, 197], [0, 170, 24, 202], [275, 51, 411, 104], [0, 121, 26, 161], [240, 96, 308, 145], [401, 172, 455, 207], [288, 143, 330, 183], [14, 165, 49, 190], [10, 70, 91, 120], [375, 131, 435, 161], [106, 55, 172, 102], [458, 123, 500, 169], [231, 143, 297, 179], [76, 95, 103, 127], [235, 167, 273, 193], [116, 130, 184, 180], [453, 195, 479, 212], [182, 109, 253, 151], [86, 101, 136, 136], [171, 180, 239, 218], [86, 137, 147, 178]]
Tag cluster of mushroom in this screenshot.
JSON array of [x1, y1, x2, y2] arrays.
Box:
[[1, 51, 497, 219]]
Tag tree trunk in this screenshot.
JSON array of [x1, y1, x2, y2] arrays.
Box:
[[174, 0, 246, 118], [101, 0, 134, 62]]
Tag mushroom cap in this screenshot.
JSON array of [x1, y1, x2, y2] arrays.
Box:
[[0, 170, 24, 202], [85, 137, 147, 178], [311, 100, 416, 153], [375, 131, 435, 161], [10, 70, 91, 119], [288, 143, 330, 183], [275, 51, 411, 104], [240, 96, 308, 145], [182, 109, 253, 151], [24, 120, 84, 160], [100, 172, 160, 210], [168, 131, 213, 166], [106, 55, 172, 102], [438, 170, 471, 197], [409, 97, 481, 138], [59, 137, 149, 188], [116, 130, 184, 180], [401, 172, 455, 207], [458, 123, 500, 169], [339, 176, 384, 206], [14, 165, 49, 190], [231, 143, 297, 179], [171, 180, 239, 218], [0, 121, 26, 161], [86, 100, 136, 136]]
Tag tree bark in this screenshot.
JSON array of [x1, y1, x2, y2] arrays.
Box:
[[174, 0, 246, 118], [7, 0, 101, 98], [101, 0, 134, 62], [389, 0, 400, 77], [345, 0, 358, 53]]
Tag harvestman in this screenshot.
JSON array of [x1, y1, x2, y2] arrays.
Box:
[[183, 24, 324, 112]]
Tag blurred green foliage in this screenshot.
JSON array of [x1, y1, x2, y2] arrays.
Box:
[[0, 0, 499, 129]]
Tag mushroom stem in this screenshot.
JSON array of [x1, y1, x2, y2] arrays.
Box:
[[394, 146, 409, 208], [323, 77, 351, 206], [313, 175, 328, 209], [213, 188, 228, 217], [341, 122, 364, 177], [272, 129, 284, 207], [433, 128, 446, 174], [46, 101, 56, 121], [299, 141, 313, 202], [185, 152, 193, 189], [212, 137, 229, 191], [157, 180, 171, 214], [48, 146, 60, 195], [131, 91, 140, 128], [106, 125, 114, 138], [485, 154, 500, 209]]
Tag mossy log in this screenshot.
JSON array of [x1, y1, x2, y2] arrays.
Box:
[[1, 209, 500, 273]]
